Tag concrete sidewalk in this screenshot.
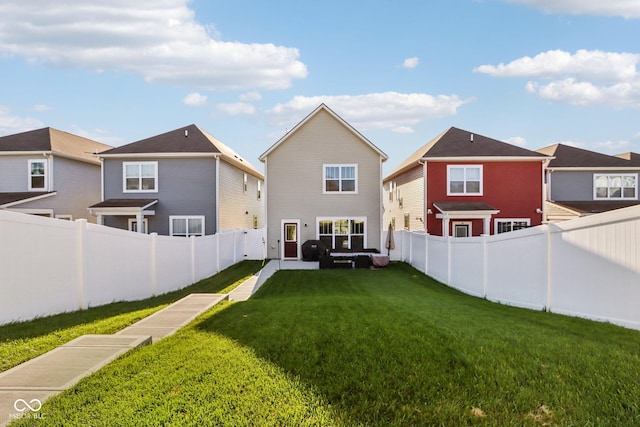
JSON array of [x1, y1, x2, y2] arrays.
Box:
[[0, 293, 226, 426], [228, 260, 318, 301]]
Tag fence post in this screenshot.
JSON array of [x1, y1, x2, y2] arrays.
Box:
[[546, 224, 553, 312], [424, 233, 429, 275], [150, 233, 158, 296], [215, 231, 220, 273], [447, 236, 452, 285], [190, 235, 196, 284], [76, 219, 88, 311], [482, 234, 488, 298]]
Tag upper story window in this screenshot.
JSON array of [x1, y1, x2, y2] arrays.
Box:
[[243, 173, 248, 193], [123, 161, 157, 193], [594, 174, 637, 199], [257, 181, 262, 200], [324, 164, 357, 194], [28, 159, 47, 191], [448, 165, 482, 196]]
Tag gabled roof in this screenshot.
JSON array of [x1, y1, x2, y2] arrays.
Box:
[[386, 127, 548, 181], [0, 128, 112, 165], [259, 103, 388, 161], [99, 124, 263, 179], [537, 144, 638, 169], [549, 200, 640, 215]]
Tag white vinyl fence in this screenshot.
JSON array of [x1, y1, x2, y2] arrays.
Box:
[[387, 205, 640, 331], [0, 210, 266, 325]]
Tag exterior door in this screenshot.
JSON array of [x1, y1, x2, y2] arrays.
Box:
[[283, 222, 298, 258], [453, 222, 471, 238]]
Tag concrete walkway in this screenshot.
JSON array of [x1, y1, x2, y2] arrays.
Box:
[[0, 293, 225, 426], [0, 261, 318, 425]]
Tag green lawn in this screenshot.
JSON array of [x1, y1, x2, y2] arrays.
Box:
[[0, 261, 263, 373], [8, 263, 640, 426]]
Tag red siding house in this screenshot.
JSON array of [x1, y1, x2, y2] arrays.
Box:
[[384, 127, 552, 237]]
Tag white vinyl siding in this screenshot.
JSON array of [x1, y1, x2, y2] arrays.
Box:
[[218, 160, 264, 230], [383, 165, 425, 232]]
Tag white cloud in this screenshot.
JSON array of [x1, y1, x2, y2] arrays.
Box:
[[506, 136, 527, 147], [0, 106, 43, 136], [69, 125, 126, 146], [267, 92, 472, 129], [392, 126, 415, 134], [504, 0, 640, 19], [401, 57, 419, 69], [239, 91, 262, 102], [0, 1, 307, 90], [32, 104, 52, 112], [476, 49, 640, 108], [183, 92, 207, 107], [474, 50, 639, 82], [215, 102, 257, 116]]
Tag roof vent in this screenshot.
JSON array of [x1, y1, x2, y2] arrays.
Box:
[[185, 129, 188, 137], [470, 133, 474, 143]]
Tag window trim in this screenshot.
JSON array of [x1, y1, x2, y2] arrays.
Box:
[[122, 161, 158, 193], [128, 218, 149, 233], [452, 221, 472, 238], [316, 216, 367, 250], [447, 165, 483, 196], [593, 173, 638, 200], [169, 215, 205, 237], [494, 218, 530, 234], [243, 173, 248, 194], [28, 159, 47, 191], [257, 180, 261, 200], [323, 164, 358, 194]]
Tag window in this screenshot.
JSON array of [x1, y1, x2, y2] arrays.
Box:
[[55, 214, 73, 221], [123, 162, 157, 193], [404, 213, 410, 230], [257, 181, 261, 200], [448, 165, 482, 195], [28, 159, 47, 191], [317, 217, 366, 250], [323, 164, 357, 193], [452, 222, 472, 237], [170, 216, 204, 237], [243, 173, 248, 193], [253, 214, 258, 229], [495, 219, 530, 234], [594, 174, 637, 199], [388, 181, 395, 202]]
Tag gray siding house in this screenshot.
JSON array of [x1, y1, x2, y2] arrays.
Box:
[[259, 104, 388, 260], [90, 125, 263, 235], [0, 127, 112, 222], [537, 144, 640, 221]]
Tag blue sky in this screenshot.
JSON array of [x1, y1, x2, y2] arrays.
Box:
[[1, 0, 639, 173]]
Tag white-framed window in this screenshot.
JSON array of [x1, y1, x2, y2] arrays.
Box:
[[55, 214, 73, 221], [128, 218, 149, 233], [243, 173, 248, 193], [170, 216, 205, 237], [403, 213, 410, 231], [388, 181, 395, 202], [323, 164, 357, 194], [257, 180, 261, 200], [594, 174, 637, 200], [123, 161, 158, 193], [447, 165, 482, 196], [317, 217, 366, 250], [28, 159, 47, 191], [452, 221, 472, 237], [495, 218, 530, 234]]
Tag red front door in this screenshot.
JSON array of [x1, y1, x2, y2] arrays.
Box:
[[284, 223, 298, 258]]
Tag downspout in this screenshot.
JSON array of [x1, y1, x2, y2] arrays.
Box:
[[262, 157, 268, 261], [419, 159, 427, 233], [379, 157, 384, 250]]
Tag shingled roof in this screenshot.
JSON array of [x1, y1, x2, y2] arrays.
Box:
[[99, 124, 263, 178], [386, 127, 548, 181], [537, 144, 638, 168], [0, 127, 112, 165]]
